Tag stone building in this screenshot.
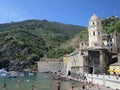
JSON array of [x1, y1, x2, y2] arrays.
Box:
[[87, 48, 110, 74], [63, 14, 119, 75], [63, 50, 88, 75]]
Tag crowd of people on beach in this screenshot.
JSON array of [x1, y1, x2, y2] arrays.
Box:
[[81, 80, 101, 90]]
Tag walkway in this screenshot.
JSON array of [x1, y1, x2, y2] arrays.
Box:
[[60, 75, 114, 90], [69, 86, 114, 90]]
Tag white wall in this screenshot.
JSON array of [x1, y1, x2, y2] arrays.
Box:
[[85, 74, 120, 89]]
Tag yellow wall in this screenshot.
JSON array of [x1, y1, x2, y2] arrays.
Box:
[[109, 65, 120, 74]]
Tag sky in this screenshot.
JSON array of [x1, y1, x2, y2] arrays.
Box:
[[0, 0, 120, 26]]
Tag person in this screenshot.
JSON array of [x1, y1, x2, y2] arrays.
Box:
[[17, 80, 21, 87], [32, 85, 35, 90], [82, 83, 85, 89], [96, 83, 100, 89], [67, 71, 71, 76], [3, 82, 7, 89], [72, 83, 74, 90], [56, 80, 61, 90]]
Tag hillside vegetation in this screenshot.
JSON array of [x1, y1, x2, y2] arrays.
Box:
[[0, 20, 86, 70], [101, 16, 120, 33]]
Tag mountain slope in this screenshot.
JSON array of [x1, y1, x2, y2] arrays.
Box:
[[101, 16, 120, 33], [0, 20, 86, 70]]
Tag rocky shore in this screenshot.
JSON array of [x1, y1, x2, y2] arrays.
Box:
[[0, 60, 34, 71]]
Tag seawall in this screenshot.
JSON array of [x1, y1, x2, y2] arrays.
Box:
[[37, 61, 63, 72], [85, 73, 120, 89]]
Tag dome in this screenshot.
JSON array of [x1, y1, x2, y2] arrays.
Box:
[[90, 14, 100, 21]]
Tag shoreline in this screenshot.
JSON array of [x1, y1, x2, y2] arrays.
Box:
[[60, 75, 114, 90]]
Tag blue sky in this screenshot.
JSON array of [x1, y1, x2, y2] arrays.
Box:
[[0, 0, 120, 26]]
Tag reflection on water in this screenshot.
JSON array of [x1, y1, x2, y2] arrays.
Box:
[[0, 73, 82, 90]]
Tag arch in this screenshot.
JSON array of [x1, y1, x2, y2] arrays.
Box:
[[93, 22, 95, 25], [93, 31, 95, 36]]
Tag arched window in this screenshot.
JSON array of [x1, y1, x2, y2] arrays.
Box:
[[93, 22, 95, 25], [111, 48, 112, 51], [81, 42, 83, 46], [93, 31, 95, 36]]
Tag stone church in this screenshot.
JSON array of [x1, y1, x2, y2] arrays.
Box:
[[63, 14, 120, 75]]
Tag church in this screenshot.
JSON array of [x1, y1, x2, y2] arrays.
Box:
[[63, 14, 120, 76], [88, 14, 120, 53]]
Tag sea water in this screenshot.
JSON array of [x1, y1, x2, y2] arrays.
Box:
[[0, 73, 82, 90]]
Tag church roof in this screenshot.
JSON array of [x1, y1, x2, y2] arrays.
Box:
[[90, 14, 100, 21]]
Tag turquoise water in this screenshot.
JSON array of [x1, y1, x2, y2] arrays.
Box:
[[0, 73, 82, 90]]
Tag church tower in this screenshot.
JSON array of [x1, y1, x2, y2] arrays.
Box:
[[88, 14, 103, 48]]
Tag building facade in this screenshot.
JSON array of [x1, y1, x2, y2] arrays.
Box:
[[88, 14, 103, 48], [63, 50, 88, 75], [63, 14, 118, 75]]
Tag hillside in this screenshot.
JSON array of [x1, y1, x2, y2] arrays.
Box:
[[60, 30, 88, 49], [101, 16, 120, 33], [0, 20, 86, 71]]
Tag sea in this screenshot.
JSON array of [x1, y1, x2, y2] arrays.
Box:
[[0, 73, 82, 90]]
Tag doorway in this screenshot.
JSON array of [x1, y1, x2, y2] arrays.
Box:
[[89, 67, 93, 74]]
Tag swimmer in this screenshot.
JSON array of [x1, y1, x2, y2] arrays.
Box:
[[32, 85, 34, 90], [31, 85, 37, 90], [72, 83, 74, 90], [17, 80, 21, 87], [2, 82, 7, 89], [56, 80, 61, 90]]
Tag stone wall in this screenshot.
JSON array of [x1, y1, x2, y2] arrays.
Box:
[[37, 61, 64, 73], [85, 73, 120, 89]]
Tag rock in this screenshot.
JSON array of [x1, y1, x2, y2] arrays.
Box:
[[0, 60, 34, 72]]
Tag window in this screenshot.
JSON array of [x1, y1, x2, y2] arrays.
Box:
[[81, 42, 83, 46], [93, 31, 95, 36], [97, 22, 99, 25], [111, 48, 112, 51], [118, 48, 120, 52], [111, 44, 112, 46], [93, 22, 95, 25]]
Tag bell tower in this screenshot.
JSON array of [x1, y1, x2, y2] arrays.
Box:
[[88, 14, 103, 48]]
